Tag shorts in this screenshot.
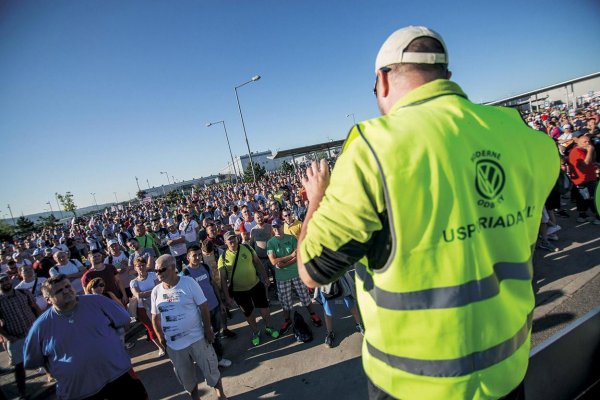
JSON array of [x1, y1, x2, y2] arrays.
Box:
[[82, 369, 147, 400], [232, 281, 269, 317], [541, 207, 550, 224], [7, 338, 25, 365], [319, 290, 355, 317], [276, 277, 311, 311], [166, 338, 220, 392]]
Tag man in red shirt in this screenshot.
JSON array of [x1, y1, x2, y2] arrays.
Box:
[[568, 132, 600, 224]]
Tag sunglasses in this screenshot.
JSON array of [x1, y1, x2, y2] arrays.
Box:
[[93, 283, 105, 289], [373, 66, 391, 97], [156, 266, 169, 274]]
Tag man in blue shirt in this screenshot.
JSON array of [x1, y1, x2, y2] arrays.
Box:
[[23, 274, 148, 400]]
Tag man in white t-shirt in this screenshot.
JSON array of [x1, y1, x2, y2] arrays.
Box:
[[151, 255, 227, 400], [165, 221, 187, 271], [104, 239, 132, 298], [49, 251, 85, 294], [15, 264, 48, 311], [179, 213, 199, 247]]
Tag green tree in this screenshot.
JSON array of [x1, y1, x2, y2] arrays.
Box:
[[165, 190, 183, 204], [15, 216, 35, 236], [243, 162, 267, 183], [314, 151, 328, 160], [280, 160, 294, 174], [0, 220, 14, 242], [136, 190, 148, 199], [36, 214, 59, 229], [56, 192, 78, 217]]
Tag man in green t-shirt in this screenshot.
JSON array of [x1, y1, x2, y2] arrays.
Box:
[[218, 231, 279, 346], [266, 220, 322, 335]]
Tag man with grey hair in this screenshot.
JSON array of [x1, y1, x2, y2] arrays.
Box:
[[298, 26, 558, 399], [151, 255, 227, 400]]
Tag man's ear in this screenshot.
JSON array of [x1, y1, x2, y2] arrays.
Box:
[[378, 69, 391, 98]]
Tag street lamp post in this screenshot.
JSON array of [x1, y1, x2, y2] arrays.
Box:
[[46, 201, 54, 216], [90, 193, 99, 212], [113, 192, 119, 204], [160, 171, 171, 185], [346, 113, 356, 125], [207, 120, 239, 183], [135, 176, 141, 192], [7, 204, 15, 225], [234, 75, 261, 182], [146, 179, 150, 189], [54, 193, 64, 219]]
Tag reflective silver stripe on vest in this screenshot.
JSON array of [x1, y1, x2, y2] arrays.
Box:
[[366, 313, 532, 377], [355, 261, 531, 310]]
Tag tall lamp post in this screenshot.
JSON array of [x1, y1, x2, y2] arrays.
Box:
[[54, 193, 64, 219], [113, 192, 119, 204], [90, 193, 99, 212], [207, 120, 239, 183], [46, 201, 54, 216], [135, 176, 141, 192], [234, 75, 261, 182], [346, 113, 356, 125], [160, 171, 171, 185], [7, 204, 15, 225]]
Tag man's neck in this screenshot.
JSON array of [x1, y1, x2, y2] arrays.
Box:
[[91, 263, 105, 271], [162, 275, 180, 289], [54, 299, 78, 315]]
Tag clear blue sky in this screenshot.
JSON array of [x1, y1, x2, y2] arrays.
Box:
[[1, 0, 599, 217]]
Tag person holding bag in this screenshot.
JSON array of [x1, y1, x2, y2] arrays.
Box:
[[218, 231, 279, 347]]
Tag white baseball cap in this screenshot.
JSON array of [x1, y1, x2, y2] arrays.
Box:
[[375, 25, 448, 73]]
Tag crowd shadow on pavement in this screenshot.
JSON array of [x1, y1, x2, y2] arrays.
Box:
[[532, 214, 600, 292], [231, 358, 366, 400], [531, 312, 576, 334]]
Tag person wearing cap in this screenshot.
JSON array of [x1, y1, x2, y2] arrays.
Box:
[[298, 26, 559, 399], [218, 230, 279, 347], [32, 247, 54, 279], [266, 219, 322, 336], [105, 239, 133, 297]]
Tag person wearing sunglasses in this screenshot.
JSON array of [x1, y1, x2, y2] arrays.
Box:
[[151, 255, 228, 400], [298, 26, 559, 400], [24, 274, 148, 400]]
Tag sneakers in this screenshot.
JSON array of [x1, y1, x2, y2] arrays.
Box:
[[218, 358, 232, 368], [547, 234, 559, 241], [220, 328, 237, 338], [251, 332, 261, 346], [324, 331, 335, 348], [157, 349, 165, 357], [537, 239, 558, 252], [309, 313, 323, 327], [576, 215, 590, 223], [264, 326, 280, 339], [356, 323, 365, 336], [279, 319, 292, 335]]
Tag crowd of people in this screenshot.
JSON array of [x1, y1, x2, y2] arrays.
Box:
[[0, 168, 368, 399], [522, 101, 600, 251], [0, 99, 599, 398]]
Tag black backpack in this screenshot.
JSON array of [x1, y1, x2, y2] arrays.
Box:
[[293, 311, 313, 343]]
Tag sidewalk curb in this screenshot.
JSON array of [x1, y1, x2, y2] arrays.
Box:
[[534, 265, 600, 319]]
